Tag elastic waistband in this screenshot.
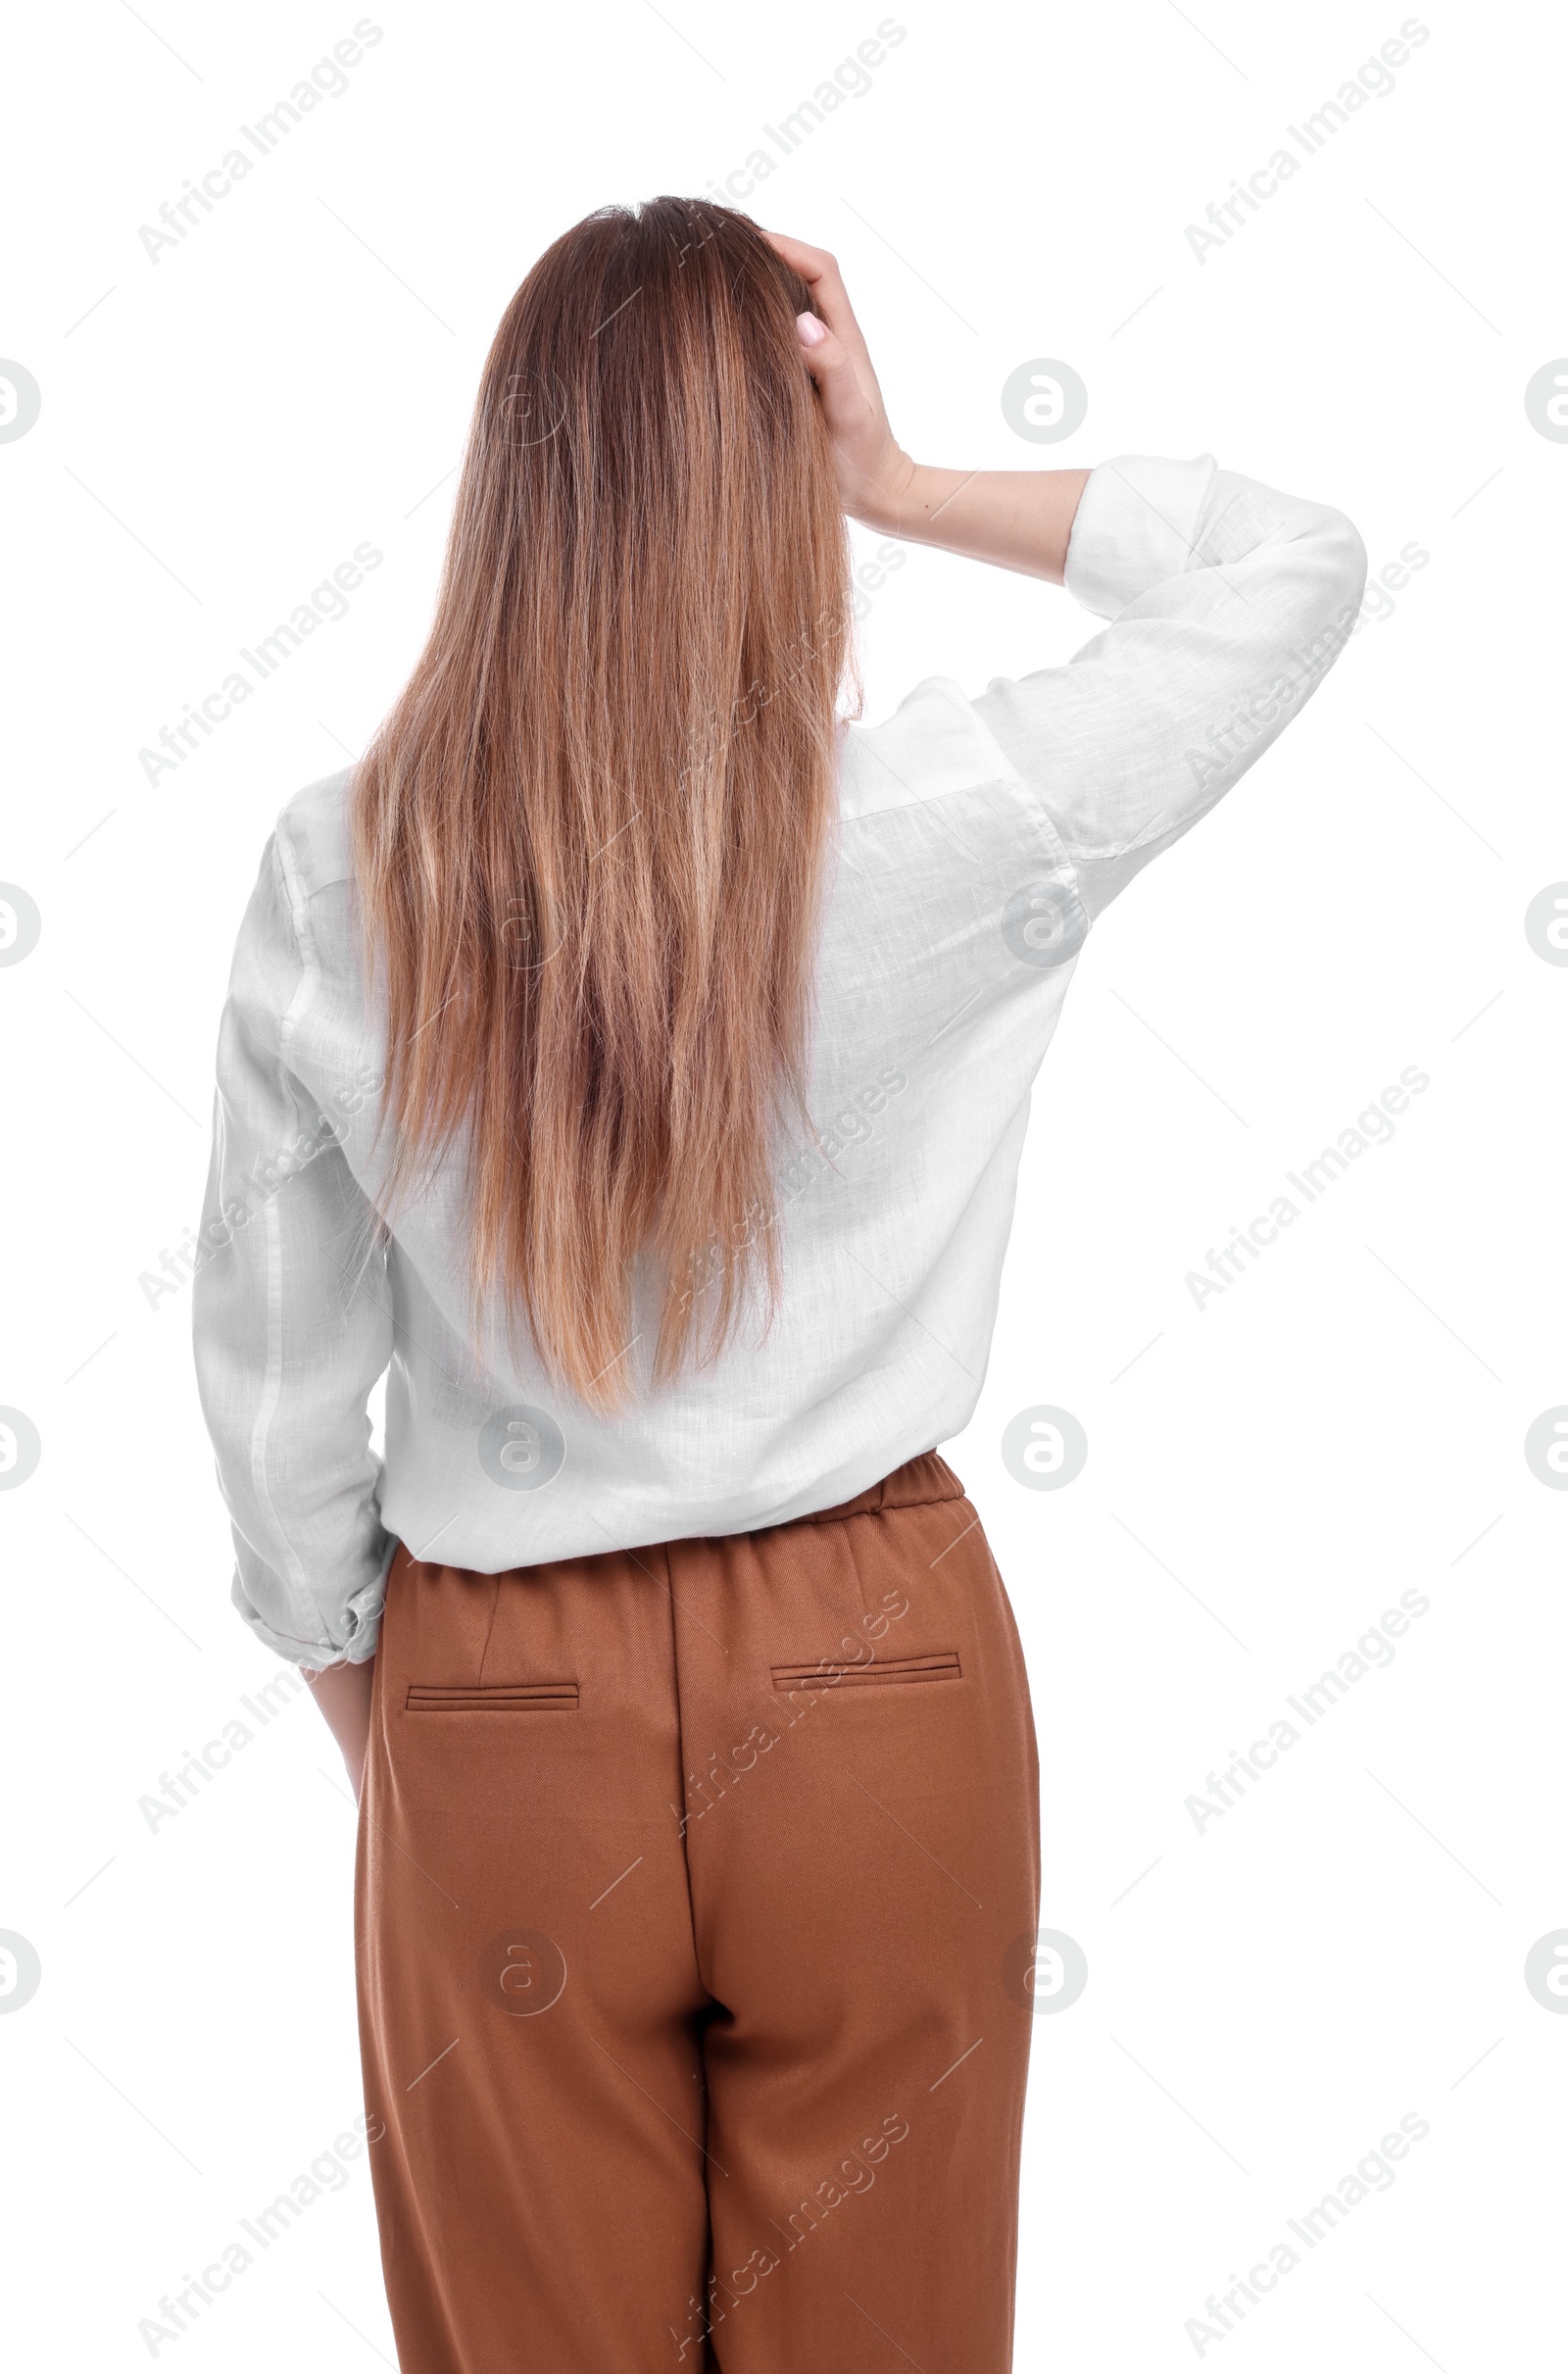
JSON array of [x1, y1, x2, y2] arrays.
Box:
[[791, 1450, 966, 1527]]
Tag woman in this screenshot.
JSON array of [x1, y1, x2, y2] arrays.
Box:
[[193, 198, 1365, 2372]]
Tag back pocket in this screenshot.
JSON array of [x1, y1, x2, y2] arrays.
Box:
[[406, 1681, 579, 1711], [770, 1651, 961, 1693]]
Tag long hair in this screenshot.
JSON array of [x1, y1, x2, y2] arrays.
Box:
[[351, 197, 856, 1413]]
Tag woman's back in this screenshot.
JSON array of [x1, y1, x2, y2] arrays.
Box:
[[194, 441, 1363, 1662], [189, 197, 1365, 2374]]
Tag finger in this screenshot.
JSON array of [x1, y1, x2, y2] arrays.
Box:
[[767, 233, 858, 337], [760, 230, 874, 371], [792, 315, 867, 434], [762, 227, 833, 278]]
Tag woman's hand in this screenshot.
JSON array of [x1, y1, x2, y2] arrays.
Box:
[[763, 229, 916, 531], [763, 225, 1091, 585], [304, 1655, 376, 1803]]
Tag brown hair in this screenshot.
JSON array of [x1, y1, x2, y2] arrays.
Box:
[[351, 197, 856, 1412]]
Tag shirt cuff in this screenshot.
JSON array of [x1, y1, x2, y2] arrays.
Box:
[[230, 1544, 393, 1670], [1063, 452, 1220, 619]]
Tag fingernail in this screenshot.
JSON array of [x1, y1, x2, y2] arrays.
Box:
[[796, 312, 826, 347]]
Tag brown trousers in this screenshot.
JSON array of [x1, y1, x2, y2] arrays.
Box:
[[356, 1452, 1040, 2372]]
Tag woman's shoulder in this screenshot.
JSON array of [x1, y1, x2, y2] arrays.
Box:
[[270, 765, 358, 906], [838, 675, 1023, 822]]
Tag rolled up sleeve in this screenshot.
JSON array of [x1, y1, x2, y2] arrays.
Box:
[[191, 832, 395, 1668]]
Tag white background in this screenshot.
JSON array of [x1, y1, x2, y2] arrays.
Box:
[[3, 1, 1564, 2365]]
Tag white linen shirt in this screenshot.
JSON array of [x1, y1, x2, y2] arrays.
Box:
[[192, 452, 1367, 1666]]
